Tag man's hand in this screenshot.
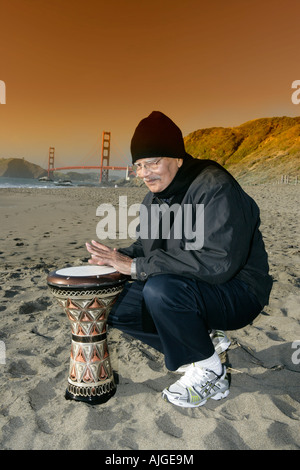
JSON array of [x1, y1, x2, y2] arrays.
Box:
[[85, 240, 132, 276]]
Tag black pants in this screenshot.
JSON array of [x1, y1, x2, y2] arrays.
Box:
[[108, 274, 262, 371]]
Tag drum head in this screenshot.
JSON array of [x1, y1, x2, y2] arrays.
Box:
[[47, 265, 128, 288], [56, 266, 117, 277]]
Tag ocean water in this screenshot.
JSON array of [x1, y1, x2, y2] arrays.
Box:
[[0, 177, 101, 189]]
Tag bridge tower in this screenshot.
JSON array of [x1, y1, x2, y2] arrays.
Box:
[[48, 147, 55, 179], [100, 131, 111, 182]]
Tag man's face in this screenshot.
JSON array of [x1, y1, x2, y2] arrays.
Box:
[[135, 157, 183, 192]]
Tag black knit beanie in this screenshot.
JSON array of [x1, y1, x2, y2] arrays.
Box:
[[130, 111, 188, 163]]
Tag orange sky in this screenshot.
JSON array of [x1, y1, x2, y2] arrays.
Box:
[[1, 0, 300, 169]]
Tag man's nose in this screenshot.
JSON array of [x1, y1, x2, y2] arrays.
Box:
[[138, 165, 152, 176]]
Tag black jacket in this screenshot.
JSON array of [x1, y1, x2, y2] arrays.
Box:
[[120, 162, 272, 308]]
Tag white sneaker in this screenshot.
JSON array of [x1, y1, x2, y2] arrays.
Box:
[[211, 330, 231, 355], [162, 364, 229, 408], [175, 330, 231, 374]]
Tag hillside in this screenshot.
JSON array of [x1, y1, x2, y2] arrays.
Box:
[[184, 116, 300, 183], [0, 158, 107, 182], [0, 158, 47, 179]]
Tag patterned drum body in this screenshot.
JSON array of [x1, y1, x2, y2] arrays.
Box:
[[47, 266, 127, 404]]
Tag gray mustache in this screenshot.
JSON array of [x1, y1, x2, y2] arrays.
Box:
[[143, 177, 161, 182]]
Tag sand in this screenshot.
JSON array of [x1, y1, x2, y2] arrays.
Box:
[[0, 183, 299, 451]]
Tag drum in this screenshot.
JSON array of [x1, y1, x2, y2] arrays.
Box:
[[47, 265, 127, 405]]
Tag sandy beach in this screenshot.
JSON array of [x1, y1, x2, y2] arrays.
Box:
[[0, 183, 299, 451]]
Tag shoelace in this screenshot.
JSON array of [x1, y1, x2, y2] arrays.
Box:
[[178, 366, 215, 388]]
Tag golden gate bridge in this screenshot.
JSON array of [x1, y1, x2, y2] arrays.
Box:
[[47, 131, 134, 182]]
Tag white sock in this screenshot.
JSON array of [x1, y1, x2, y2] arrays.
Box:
[[194, 352, 222, 376]]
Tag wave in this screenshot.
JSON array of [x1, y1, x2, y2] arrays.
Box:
[[0, 177, 101, 189]]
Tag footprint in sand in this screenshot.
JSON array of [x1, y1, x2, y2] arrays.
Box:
[[18, 297, 51, 315]]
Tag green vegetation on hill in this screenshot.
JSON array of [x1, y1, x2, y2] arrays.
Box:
[[0, 158, 98, 182], [0, 158, 47, 179], [184, 116, 300, 183]]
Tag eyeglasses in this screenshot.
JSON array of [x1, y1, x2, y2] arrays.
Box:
[[133, 157, 163, 173]]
